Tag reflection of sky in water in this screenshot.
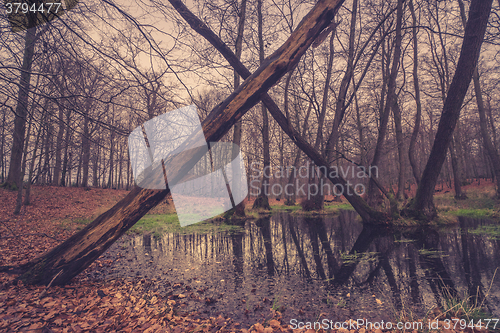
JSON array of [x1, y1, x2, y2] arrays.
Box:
[[129, 105, 247, 226], [98, 212, 500, 326]]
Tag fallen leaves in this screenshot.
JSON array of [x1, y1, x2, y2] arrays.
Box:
[[0, 186, 129, 266], [0, 186, 295, 332], [0, 274, 248, 332]]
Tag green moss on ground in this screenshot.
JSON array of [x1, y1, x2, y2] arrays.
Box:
[[129, 213, 244, 236], [435, 189, 499, 221]]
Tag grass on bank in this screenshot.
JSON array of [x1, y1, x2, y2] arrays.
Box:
[[129, 213, 244, 236], [270, 201, 355, 213], [60, 183, 498, 235], [126, 200, 356, 235], [435, 185, 499, 220]]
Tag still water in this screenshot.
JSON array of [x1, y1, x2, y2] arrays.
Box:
[[99, 211, 500, 326]]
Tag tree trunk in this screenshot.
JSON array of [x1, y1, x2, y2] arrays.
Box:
[[107, 132, 114, 188], [14, 114, 33, 214], [0, 108, 6, 182], [93, 140, 99, 187], [24, 117, 44, 206], [354, 81, 366, 168], [450, 137, 467, 199], [458, 0, 500, 198], [53, 102, 65, 186], [305, 28, 335, 211], [60, 108, 72, 187], [230, 0, 246, 156], [118, 143, 124, 189], [15, 0, 347, 286], [5, 25, 36, 190], [41, 122, 52, 184], [368, 0, 402, 205], [253, 0, 271, 210], [80, 98, 91, 187], [393, 99, 405, 201], [232, 0, 249, 215], [408, 0, 422, 185], [473, 69, 500, 198], [325, 0, 357, 163], [285, 94, 310, 206], [403, 0, 493, 220]]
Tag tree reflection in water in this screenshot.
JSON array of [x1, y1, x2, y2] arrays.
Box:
[[102, 211, 500, 325]]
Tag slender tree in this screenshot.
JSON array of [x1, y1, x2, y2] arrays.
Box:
[[408, 0, 422, 185], [403, 0, 493, 220], [458, 0, 500, 198]]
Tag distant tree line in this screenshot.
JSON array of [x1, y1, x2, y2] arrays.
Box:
[[1, 0, 499, 215]]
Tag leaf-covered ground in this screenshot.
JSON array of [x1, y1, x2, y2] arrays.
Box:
[[1, 185, 496, 332], [0, 186, 291, 332]]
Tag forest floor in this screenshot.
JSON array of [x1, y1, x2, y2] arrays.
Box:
[[0, 181, 498, 332], [0, 186, 290, 332]]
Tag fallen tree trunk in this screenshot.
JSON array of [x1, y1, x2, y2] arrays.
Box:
[[13, 0, 346, 286]]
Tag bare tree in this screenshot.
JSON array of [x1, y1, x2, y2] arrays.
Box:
[[408, 0, 422, 185], [458, 0, 500, 198], [4, 24, 37, 190], [403, 0, 493, 220]]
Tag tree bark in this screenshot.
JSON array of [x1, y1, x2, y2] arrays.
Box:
[[232, 0, 249, 214], [0, 109, 6, 182], [450, 136, 467, 199], [14, 112, 33, 214], [403, 0, 493, 220], [80, 98, 91, 187], [368, 0, 402, 205], [253, 0, 271, 210], [15, 0, 347, 286], [60, 108, 72, 187], [458, 0, 500, 198], [408, 0, 422, 185], [325, 0, 357, 164], [53, 101, 65, 186], [473, 69, 500, 198], [5, 25, 36, 190], [306, 29, 335, 211], [392, 99, 405, 201], [231, 0, 247, 161], [24, 113, 45, 206]]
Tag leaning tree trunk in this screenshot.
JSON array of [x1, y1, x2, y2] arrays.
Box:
[[167, 0, 385, 223], [403, 0, 493, 220], [13, 0, 347, 286]]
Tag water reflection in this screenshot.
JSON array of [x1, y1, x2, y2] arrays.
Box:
[[102, 212, 500, 325]]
